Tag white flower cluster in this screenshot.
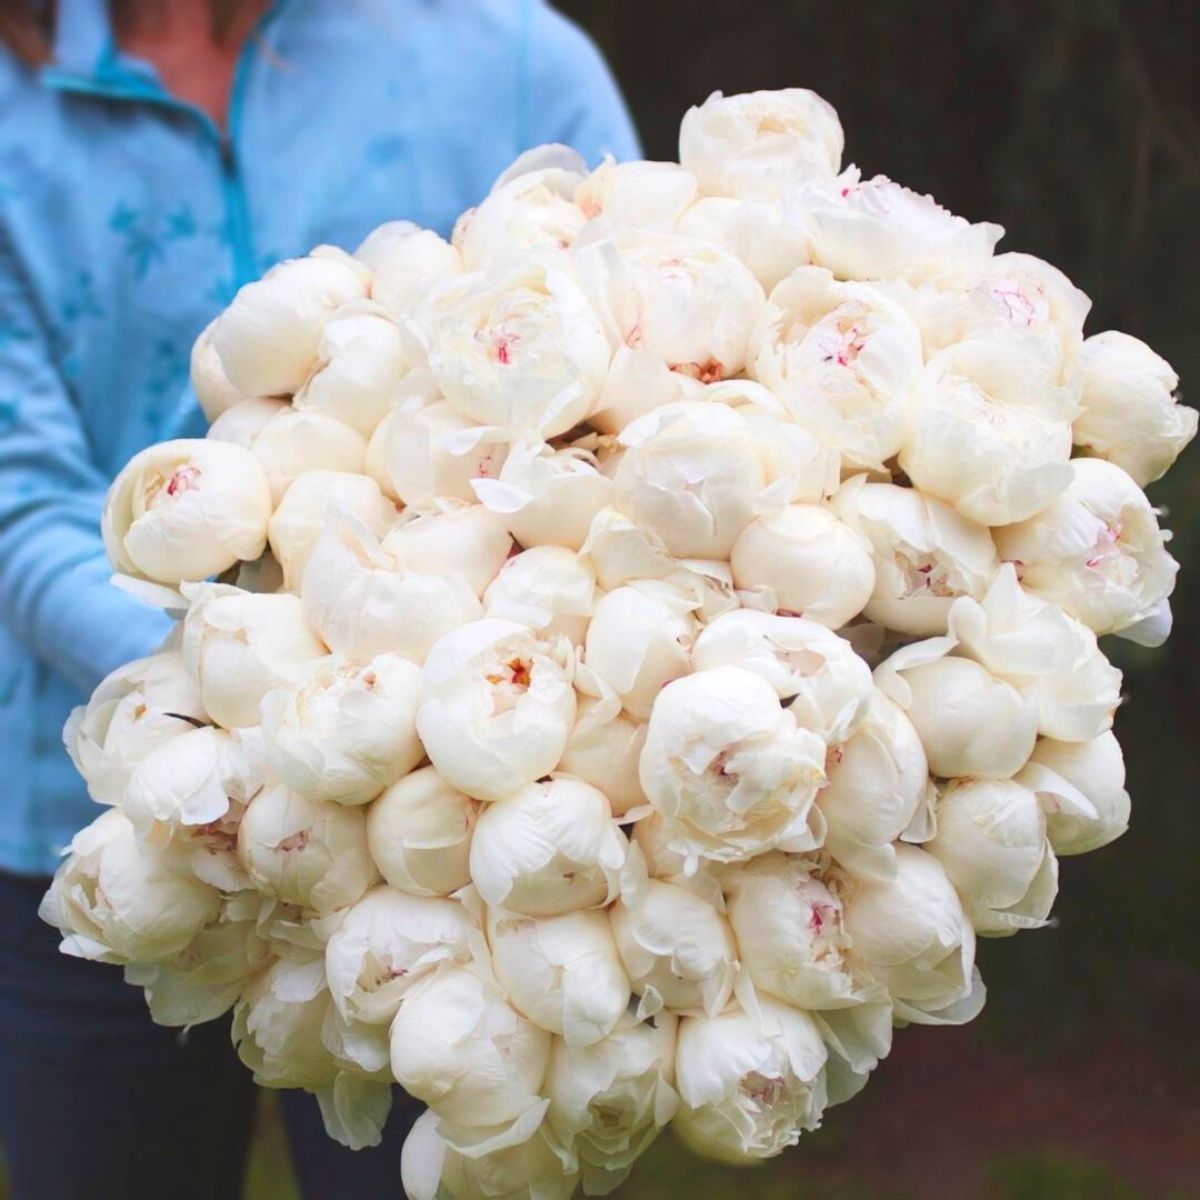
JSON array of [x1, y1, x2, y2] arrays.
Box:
[[44, 88, 1192, 1199]]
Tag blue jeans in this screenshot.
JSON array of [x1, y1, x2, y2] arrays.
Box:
[[0, 871, 421, 1200]]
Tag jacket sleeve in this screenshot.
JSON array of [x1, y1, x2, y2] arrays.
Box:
[[0, 227, 173, 696], [521, 3, 642, 165]]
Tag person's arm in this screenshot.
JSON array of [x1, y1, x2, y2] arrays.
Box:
[[0, 227, 174, 695], [520, 3, 642, 164]]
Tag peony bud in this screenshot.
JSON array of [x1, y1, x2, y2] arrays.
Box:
[[383, 502, 513, 599], [366, 767, 479, 898], [730, 504, 875, 630], [363, 225, 463, 318], [482, 545, 596, 646], [250, 407, 368, 505], [469, 778, 627, 916], [417, 620, 577, 802], [577, 158, 698, 230], [103, 438, 272, 585], [191, 317, 246, 421], [558, 695, 648, 819], [261, 653, 424, 806], [181, 584, 327, 729]]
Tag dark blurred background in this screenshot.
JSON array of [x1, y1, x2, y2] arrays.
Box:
[[555, 4, 1200, 1198]]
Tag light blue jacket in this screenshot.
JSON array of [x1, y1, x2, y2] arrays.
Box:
[[0, 0, 639, 877]]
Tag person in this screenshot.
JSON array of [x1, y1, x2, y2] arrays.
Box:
[[0, 2, 639, 1196]]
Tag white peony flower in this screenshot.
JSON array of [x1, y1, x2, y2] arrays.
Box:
[[383, 502, 513, 598], [389, 966, 551, 1130], [325, 885, 476, 1027], [363, 224, 464, 319], [582, 583, 697, 720], [292, 300, 413, 437], [1073, 331, 1196, 486], [469, 778, 627, 916], [679, 89, 844, 199], [401, 1110, 578, 1200], [610, 877, 738, 1017], [576, 157, 699, 231], [558, 695, 648, 819], [673, 997, 830, 1164], [948, 565, 1122, 741], [181, 584, 327, 729], [237, 783, 377, 912], [191, 317, 246, 421], [1017, 732, 1130, 857], [724, 853, 871, 1010], [267, 469, 397, 592], [426, 253, 611, 438], [206, 396, 290, 449], [125, 906, 265, 1027], [612, 401, 765, 559], [818, 689, 930, 880], [927, 778, 1057, 936], [802, 170, 1004, 280], [831, 477, 999, 637], [842, 844, 984, 1025], [546, 1011, 679, 1195], [579, 230, 764, 434], [899, 335, 1076, 526], [692, 610, 872, 744], [678, 195, 813, 293], [103, 438, 273, 585], [639, 666, 828, 866], [210, 246, 370, 396], [483, 545, 596, 645], [261, 653, 424, 806], [876, 638, 1038, 781], [749, 266, 924, 471], [383, 397, 508, 507], [417, 620, 577, 802], [993, 457, 1179, 647], [300, 517, 482, 664], [63, 650, 206, 808], [487, 905, 631, 1046], [366, 766, 479, 898], [472, 434, 615, 551], [39, 808, 220, 964], [124, 723, 254, 835], [456, 159, 587, 268], [730, 504, 876, 629], [249, 407, 368, 505]]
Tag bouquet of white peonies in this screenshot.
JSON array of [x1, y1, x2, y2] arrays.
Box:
[[42, 87, 1194, 1199]]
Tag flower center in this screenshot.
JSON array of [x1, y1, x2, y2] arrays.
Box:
[[277, 830, 310, 853], [741, 1072, 785, 1110]]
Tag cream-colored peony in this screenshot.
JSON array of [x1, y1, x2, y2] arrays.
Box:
[[927, 778, 1057, 936], [416, 620, 577, 802], [206, 396, 290, 448], [300, 517, 482, 664], [261, 653, 424, 806], [191, 316, 246, 421], [383, 501, 513, 599], [487, 905, 631, 1046], [576, 157, 699, 231], [612, 401, 765, 559], [39, 808, 220, 964], [692, 609, 873, 745], [64, 649, 207, 808], [366, 766, 479, 897], [558, 695, 649, 819], [1072, 331, 1196, 486], [749, 266, 924, 471], [875, 638, 1038, 781], [359, 223, 463, 318], [469, 778, 627, 916], [673, 997, 831, 1164], [267, 469, 397, 593], [831, 477, 998, 637], [249, 407, 368, 505], [993, 457, 1179, 647], [482, 545, 596, 646], [679, 88, 844, 199], [103, 438, 272, 585], [180, 583, 327, 729], [817, 689, 930, 880], [639, 666, 828, 866], [730, 504, 876, 629], [237, 783, 377, 912], [425, 253, 611, 438], [210, 246, 370, 396], [842, 844, 984, 1025]]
